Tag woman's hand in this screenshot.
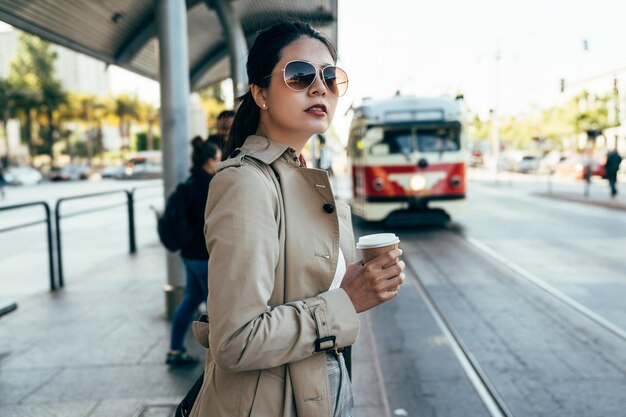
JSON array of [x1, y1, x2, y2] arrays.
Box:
[[340, 249, 405, 313]]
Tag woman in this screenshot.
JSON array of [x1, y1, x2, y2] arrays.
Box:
[[191, 21, 405, 416], [166, 137, 221, 365]]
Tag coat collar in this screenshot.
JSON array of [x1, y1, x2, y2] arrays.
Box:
[[240, 135, 300, 166]]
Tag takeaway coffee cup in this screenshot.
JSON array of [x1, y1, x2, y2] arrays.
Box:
[[356, 233, 401, 267]]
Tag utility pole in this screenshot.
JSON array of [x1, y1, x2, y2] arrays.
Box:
[[491, 48, 501, 184], [613, 78, 620, 127]]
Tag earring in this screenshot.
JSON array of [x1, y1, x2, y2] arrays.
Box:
[[262, 103, 267, 109]]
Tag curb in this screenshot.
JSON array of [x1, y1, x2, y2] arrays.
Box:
[[352, 311, 391, 417], [534, 192, 626, 211]]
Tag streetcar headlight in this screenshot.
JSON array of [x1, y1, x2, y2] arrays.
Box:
[[450, 175, 462, 188], [409, 175, 427, 191]]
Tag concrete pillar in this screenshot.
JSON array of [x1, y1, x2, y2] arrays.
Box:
[[209, 0, 249, 98], [156, 0, 190, 319]]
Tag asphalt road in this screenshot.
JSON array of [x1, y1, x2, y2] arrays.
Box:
[[356, 178, 626, 417]]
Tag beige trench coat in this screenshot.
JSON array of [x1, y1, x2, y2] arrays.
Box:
[[190, 135, 361, 417]]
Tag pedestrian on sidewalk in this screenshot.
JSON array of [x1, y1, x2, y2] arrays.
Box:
[[582, 150, 593, 197], [605, 147, 622, 197], [165, 137, 222, 366], [206, 110, 235, 152], [190, 21, 405, 417], [0, 165, 6, 199]]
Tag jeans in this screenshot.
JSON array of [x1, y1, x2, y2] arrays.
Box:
[[327, 352, 354, 417], [170, 257, 209, 351]]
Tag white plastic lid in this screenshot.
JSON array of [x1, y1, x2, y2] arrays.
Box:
[[356, 233, 400, 249]]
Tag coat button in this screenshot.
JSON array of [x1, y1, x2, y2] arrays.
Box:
[[323, 203, 335, 213]]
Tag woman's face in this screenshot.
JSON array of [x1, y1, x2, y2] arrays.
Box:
[[256, 37, 339, 146]]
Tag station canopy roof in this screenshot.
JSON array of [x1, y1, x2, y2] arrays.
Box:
[[0, 0, 337, 91]]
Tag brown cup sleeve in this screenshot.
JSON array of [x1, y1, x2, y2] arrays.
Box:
[[359, 243, 399, 267]]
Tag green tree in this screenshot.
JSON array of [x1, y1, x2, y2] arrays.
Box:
[[137, 101, 159, 150], [0, 77, 18, 164], [112, 94, 140, 150], [61, 93, 110, 164], [467, 114, 491, 141], [9, 32, 67, 162], [570, 90, 613, 133], [199, 82, 228, 132], [10, 85, 41, 159], [470, 88, 618, 151]]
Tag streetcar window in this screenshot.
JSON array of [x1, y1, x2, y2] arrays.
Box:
[[380, 129, 414, 155], [416, 127, 460, 152]]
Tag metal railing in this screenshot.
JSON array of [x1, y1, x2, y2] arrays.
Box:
[[2, 183, 163, 292], [54, 190, 138, 289], [0, 201, 56, 291]]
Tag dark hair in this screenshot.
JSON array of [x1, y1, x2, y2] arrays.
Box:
[[217, 110, 235, 120], [224, 21, 337, 159], [191, 136, 220, 172]]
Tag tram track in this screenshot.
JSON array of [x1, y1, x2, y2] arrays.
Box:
[[371, 221, 626, 416], [463, 234, 626, 343], [404, 258, 515, 417]]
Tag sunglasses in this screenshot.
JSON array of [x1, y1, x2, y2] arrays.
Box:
[[267, 60, 349, 97]]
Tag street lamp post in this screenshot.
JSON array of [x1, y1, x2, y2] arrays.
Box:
[[492, 48, 501, 185]]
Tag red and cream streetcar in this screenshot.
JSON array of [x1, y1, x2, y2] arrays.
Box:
[[347, 94, 467, 224]]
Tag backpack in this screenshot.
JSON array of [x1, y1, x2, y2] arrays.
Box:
[[157, 183, 194, 252]]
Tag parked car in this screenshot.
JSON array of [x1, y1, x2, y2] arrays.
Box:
[[3, 166, 43, 185], [554, 155, 605, 180], [518, 155, 540, 173], [122, 151, 162, 179], [536, 151, 565, 174], [49, 165, 91, 181], [101, 165, 125, 179]]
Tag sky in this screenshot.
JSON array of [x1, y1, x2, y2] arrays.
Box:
[[3, 1, 626, 128], [337, 0, 626, 119]]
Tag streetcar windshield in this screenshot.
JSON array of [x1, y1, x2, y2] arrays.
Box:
[[381, 129, 414, 154], [373, 124, 460, 155], [416, 126, 460, 152]]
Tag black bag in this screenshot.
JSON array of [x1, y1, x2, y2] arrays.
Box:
[[158, 183, 194, 252], [175, 372, 204, 417]]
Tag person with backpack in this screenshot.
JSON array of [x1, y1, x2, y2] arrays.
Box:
[[163, 137, 221, 365]]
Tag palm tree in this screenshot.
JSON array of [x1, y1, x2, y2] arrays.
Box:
[[113, 94, 140, 150], [137, 101, 159, 150], [61, 93, 109, 164]]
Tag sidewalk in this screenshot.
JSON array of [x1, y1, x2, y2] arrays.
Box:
[[469, 168, 626, 211], [534, 181, 626, 211], [0, 241, 389, 417]]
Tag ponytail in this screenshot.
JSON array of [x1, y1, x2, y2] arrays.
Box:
[[223, 91, 260, 160], [191, 136, 219, 172]]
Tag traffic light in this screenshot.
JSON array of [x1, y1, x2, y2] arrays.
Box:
[[560, 78, 565, 93]]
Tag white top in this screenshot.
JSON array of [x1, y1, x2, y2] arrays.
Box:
[[329, 248, 346, 290]]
